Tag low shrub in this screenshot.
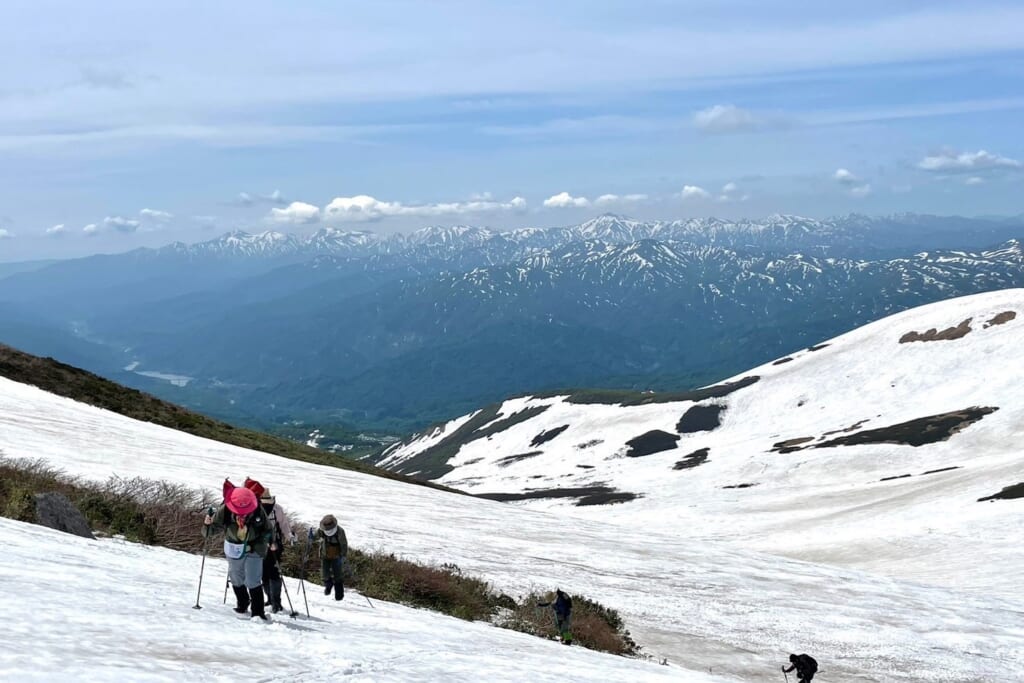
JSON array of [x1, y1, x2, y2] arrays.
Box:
[[500, 591, 639, 656]]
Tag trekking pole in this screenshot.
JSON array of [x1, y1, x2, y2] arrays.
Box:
[[193, 506, 216, 609], [782, 667, 789, 683], [223, 575, 230, 604], [193, 537, 210, 609], [275, 557, 298, 619], [295, 527, 313, 618]]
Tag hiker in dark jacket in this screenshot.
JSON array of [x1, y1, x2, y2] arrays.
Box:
[[253, 485, 295, 614], [312, 514, 348, 601], [783, 653, 818, 682], [202, 483, 274, 620], [537, 589, 573, 644]]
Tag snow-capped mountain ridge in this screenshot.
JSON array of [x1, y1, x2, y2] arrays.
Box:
[[380, 290, 1024, 604]]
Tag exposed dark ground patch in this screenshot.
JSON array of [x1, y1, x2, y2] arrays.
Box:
[[813, 407, 997, 449], [772, 357, 794, 365], [899, 318, 973, 344], [771, 437, 815, 454], [575, 439, 603, 450], [677, 404, 726, 433], [476, 485, 640, 507], [576, 464, 595, 469], [550, 375, 760, 406], [530, 425, 569, 447], [880, 474, 913, 482], [978, 482, 1024, 502], [462, 457, 484, 466], [673, 447, 710, 470], [722, 482, 758, 489], [807, 343, 830, 352], [984, 310, 1017, 328], [922, 466, 961, 475], [495, 451, 544, 467], [576, 490, 640, 506], [625, 430, 680, 457], [821, 419, 869, 437], [390, 404, 551, 479]]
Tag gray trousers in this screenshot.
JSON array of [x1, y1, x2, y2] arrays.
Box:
[[228, 554, 264, 589]]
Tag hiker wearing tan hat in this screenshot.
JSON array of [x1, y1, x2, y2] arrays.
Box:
[[245, 478, 296, 614]]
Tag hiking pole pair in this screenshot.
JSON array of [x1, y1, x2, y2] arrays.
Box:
[[274, 556, 299, 619], [193, 507, 216, 609], [294, 527, 313, 618]]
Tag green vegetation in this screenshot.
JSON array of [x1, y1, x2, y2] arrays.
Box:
[[1, 457, 637, 656], [0, 344, 455, 493]]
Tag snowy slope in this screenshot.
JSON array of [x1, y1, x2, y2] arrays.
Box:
[[381, 290, 1024, 598], [1, 517, 709, 683], [2, 372, 1023, 680]]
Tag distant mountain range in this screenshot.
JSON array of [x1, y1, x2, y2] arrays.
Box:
[[1, 213, 1023, 433]]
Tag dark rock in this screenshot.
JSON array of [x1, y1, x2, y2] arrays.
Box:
[[33, 493, 94, 539], [978, 482, 1024, 502], [722, 482, 758, 489], [772, 357, 794, 365], [495, 451, 544, 467], [879, 474, 912, 482], [983, 310, 1016, 328], [673, 447, 710, 470], [771, 436, 815, 453], [677, 404, 726, 433], [813, 407, 997, 449], [530, 425, 569, 447], [625, 430, 680, 457], [921, 466, 961, 476], [899, 318, 973, 343], [807, 343, 830, 352]]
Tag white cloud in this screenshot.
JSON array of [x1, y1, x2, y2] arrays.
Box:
[[237, 189, 288, 206], [0, 228, 12, 239], [269, 201, 321, 225], [917, 149, 1021, 172], [139, 208, 173, 221], [322, 194, 527, 222], [594, 193, 648, 206], [542, 192, 590, 209], [681, 185, 711, 200], [83, 223, 98, 236], [693, 105, 759, 133], [834, 168, 861, 185], [849, 184, 872, 198], [104, 216, 141, 233], [965, 176, 985, 186], [45, 223, 65, 236], [721, 182, 738, 194]]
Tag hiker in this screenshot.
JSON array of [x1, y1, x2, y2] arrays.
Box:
[[538, 589, 573, 645], [202, 482, 274, 621], [312, 514, 348, 601], [783, 653, 818, 682], [257, 487, 295, 614]]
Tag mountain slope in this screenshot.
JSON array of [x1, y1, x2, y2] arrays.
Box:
[[1, 372, 1021, 680], [379, 289, 1024, 597]]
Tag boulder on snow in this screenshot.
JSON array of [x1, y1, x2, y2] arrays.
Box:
[[33, 492, 95, 539]]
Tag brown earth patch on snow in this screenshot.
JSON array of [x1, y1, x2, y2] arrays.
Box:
[[983, 310, 1016, 328], [899, 318, 973, 343]]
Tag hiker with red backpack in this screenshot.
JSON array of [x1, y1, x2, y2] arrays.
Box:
[[243, 478, 296, 614], [202, 479, 274, 621]]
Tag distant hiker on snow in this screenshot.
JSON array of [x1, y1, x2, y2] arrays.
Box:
[[202, 480, 274, 621], [244, 478, 295, 614], [783, 653, 818, 682], [312, 514, 348, 601], [538, 589, 573, 645]]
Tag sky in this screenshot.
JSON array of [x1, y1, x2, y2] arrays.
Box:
[[1, 0, 1024, 261]]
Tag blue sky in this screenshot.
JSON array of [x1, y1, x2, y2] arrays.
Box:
[[2, 0, 1023, 260]]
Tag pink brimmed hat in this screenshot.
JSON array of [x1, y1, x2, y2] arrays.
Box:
[[226, 486, 258, 516]]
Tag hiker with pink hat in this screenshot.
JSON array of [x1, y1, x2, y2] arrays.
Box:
[[202, 478, 274, 621]]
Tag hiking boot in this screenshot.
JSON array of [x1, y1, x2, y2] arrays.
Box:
[[269, 579, 283, 613], [334, 581, 344, 601], [249, 587, 270, 621], [324, 579, 333, 596], [232, 585, 250, 615]]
